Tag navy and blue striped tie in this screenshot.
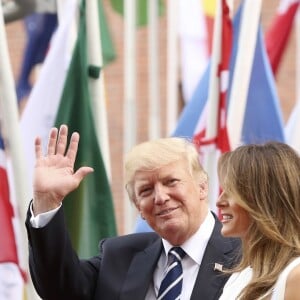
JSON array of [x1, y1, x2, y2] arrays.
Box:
[[157, 247, 186, 300]]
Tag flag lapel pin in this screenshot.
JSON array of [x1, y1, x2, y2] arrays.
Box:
[[214, 263, 223, 272]]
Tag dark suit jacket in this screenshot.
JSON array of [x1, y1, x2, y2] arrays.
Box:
[[25, 206, 241, 300]]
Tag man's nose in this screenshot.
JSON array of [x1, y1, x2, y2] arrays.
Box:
[[154, 184, 169, 204]]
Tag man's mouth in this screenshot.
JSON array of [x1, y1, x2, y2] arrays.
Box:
[[156, 207, 177, 216]]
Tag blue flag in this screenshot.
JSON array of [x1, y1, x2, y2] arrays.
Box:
[[173, 4, 285, 143], [135, 3, 286, 233], [228, 6, 285, 144], [16, 13, 58, 102], [172, 65, 210, 137]]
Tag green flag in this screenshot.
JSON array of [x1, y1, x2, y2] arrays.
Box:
[[99, 0, 116, 65], [55, 0, 117, 258]]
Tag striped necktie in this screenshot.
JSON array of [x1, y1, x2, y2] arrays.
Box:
[[157, 247, 186, 300]]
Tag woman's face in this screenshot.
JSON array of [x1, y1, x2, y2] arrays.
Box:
[[216, 190, 252, 239]]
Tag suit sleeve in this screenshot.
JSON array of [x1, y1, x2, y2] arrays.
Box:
[[25, 204, 100, 300]]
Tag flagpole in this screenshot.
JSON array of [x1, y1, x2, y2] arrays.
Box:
[[205, 0, 221, 141], [227, 0, 262, 148], [86, 0, 111, 180], [124, 0, 137, 233], [148, 0, 160, 140], [56, 0, 65, 23], [287, 7, 300, 151], [227, 0, 234, 17], [203, 0, 222, 210], [285, 5, 300, 151], [0, 5, 40, 300], [166, 0, 179, 135]]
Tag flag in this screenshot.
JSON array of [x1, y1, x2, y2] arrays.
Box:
[[285, 100, 300, 152], [195, 0, 232, 210], [98, 0, 116, 65], [16, 1, 115, 103], [0, 134, 24, 300], [20, 0, 76, 194], [0, 2, 41, 298], [173, 1, 285, 211], [178, 0, 210, 103], [175, 3, 285, 144], [54, 0, 117, 258], [16, 13, 58, 102], [173, 64, 210, 138], [174, 0, 232, 212], [134, 216, 153, 233], [265, 0, 300, 75], [20, 0, 114, 193], [136, 0, 219, 229], [178, 0, 217, 103], [20, 0, 117, 258], [194, 0, 231, 153], [203, 0, 217, 54], [227, 5, 285, 144]]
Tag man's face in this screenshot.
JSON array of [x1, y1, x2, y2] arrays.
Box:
[[133, 158, 208, 245]]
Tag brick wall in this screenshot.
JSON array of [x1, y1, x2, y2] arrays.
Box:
[[5, 0, 297, 234]]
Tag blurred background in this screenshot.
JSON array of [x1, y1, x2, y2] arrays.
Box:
[[1, 0, 299, 298]]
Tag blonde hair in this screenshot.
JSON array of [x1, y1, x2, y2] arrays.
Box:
[[218, 142, 300, 299], [124, 137, 207, 203]]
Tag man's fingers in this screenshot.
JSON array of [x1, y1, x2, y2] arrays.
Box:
[[66, 131, 80, 164], [56, 125, 68, 155], [47, 127, 58, 155], [35, 136, 43, 159], [74, 167, 94, 183]]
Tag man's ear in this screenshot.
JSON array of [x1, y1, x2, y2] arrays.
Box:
[[135, 203, 145, 219], [199, 179, 208, 200], [134, 198, 140, 210]]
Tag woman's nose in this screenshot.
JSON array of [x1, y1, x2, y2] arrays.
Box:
[[216, 192, 226, 208]]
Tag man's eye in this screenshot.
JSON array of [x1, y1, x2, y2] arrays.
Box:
[[166, 178, 178, 186], [139, 188, 152, 197]]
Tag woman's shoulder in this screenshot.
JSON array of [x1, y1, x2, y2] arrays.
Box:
[[284, 261, 300, 300], [272, 257, 300, 300], [219, 267, 252, 300]]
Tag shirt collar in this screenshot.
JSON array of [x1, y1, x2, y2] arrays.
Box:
[[161, 211, 215, 266]]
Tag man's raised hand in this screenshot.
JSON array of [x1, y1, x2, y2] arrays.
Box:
[[32, 124, 94, 215]]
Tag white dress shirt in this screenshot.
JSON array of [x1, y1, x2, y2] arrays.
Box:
[[30, 203, 61, 228], [145, 212, 215, 300]]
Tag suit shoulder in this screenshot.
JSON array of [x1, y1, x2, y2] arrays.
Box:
[[100, 232, 160, 252]]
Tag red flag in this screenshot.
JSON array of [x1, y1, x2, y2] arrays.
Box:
[[216, 0, 231, 153], [193, 0, 232, 212], [194, 0, 231, 153], [0, 136, 19, 265], [265, 0, 300, 75]]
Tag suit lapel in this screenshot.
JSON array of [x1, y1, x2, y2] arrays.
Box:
[[120, 239, 163, 300], [190, 216, 240, 300]]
